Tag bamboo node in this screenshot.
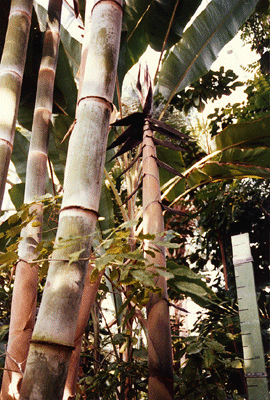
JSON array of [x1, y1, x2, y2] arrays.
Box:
[[91, 0, 123, 14], [78, 95, 113, 112], [0, 137, 13, 149], [9, 8, 32, 24], [60, 205, 100, 218], [30, 339, 75, 351], [0, 68, 22, 81]]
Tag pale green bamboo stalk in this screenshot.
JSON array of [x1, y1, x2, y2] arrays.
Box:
[[62, 2, 93, 396], [0, 0, 33, 211], [62, 1, 123, 393], [142, 121, 174, 400], [0, 2, 63, 399], [19, 1, 123, 399]]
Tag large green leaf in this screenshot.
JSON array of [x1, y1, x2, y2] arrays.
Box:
[[118, 0, 202, 88], [145, 0, 202, 52], [164, 116, 270, 201], [55, 41, 78, 119], [118, 0, 152, 86], [214, 115, 270, 150], [167, 260, 219, 308], [157, 0, 261, 104]]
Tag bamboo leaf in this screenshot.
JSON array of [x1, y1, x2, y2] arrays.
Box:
[[107, 125, 135, 149], [110, 112, 145, 128], [117, 150, 142, 177]]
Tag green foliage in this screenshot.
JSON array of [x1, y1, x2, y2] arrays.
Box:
[[79, 359, 148, 399], [241, 0, 270, 74], [0, 194, 60, 272], [192, 179, 270, 290], [209, 73, 270, 135], [173, 314, 245, 399], [162, 114, 270, 203], [170, 67, 243, 115]]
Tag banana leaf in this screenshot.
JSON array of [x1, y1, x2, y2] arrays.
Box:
[[157, 0, 261, 105], [118, 0, 202, 87], [163, 116, 270, 201]]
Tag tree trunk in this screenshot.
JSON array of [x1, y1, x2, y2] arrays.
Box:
[[143, 121, 174, 399], [0, 0, 33, 211], [1, 1, 62, 399], [19, 1, 123, 398]]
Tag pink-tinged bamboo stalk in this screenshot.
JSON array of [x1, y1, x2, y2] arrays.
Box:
[[142, 121, 174, 399], [19, 1, 123, 399], [0, 0, 33, 211], [0, 1, 63, 399], [63, 264, 102, 400]]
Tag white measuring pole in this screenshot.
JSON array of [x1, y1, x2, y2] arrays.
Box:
[[231, 233, 269, 400]]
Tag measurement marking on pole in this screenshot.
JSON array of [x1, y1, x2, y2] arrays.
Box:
[[244, 356, 261, 361], [231, 233, 269, 400], [246, 372, 267, 378]]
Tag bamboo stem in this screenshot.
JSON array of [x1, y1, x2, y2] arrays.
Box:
[[0, 0, 33, 211], [142, 122, 174, 400], [19, 1, 123, 398], [63, 264, 102, 400], [0, 2, 63, 399]]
